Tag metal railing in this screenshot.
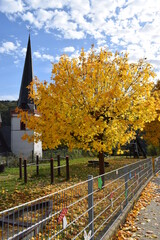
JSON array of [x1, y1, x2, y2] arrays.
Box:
[[0, 157, 155, 240], [154, 156, 160, 174]]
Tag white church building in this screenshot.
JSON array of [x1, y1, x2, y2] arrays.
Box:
[[11, 35, 42, 158]]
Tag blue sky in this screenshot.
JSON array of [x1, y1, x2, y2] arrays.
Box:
[[0, 0, 160, 100]]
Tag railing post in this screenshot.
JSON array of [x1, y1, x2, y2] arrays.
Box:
[[19, 157, 22, 179], [138, 164, 140, 188], [24, 159, 27, 184], [158, 157, 160, 173], [50, 158, 54, 184], [88, 175, 94, 240], [150, 157, 153, 176], [57, 155, 60, 176], [36, 155, 39, 176], [125, 166, 128, 205], [154, 158, 157, 174], [66, 156, 70, 180]]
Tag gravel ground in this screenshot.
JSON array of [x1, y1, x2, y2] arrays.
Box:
[[132, 174, 160, 239]]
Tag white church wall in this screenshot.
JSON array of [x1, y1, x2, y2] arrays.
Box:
[[33, 113, 42, 157], [34, 140, 42, 157], [11, 113, 42, 158]]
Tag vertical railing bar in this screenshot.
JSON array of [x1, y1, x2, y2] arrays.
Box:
[[49, 197, 52, 239], [42, 198, 44, 234], [88, 175, 94, 240], [7, 211, 9, 239], [17, 208, 19, 240], [45, 200, 47, 238], [22, 206, 24, 233], [34, 202, 36, 240], [31, 204, 32, 227], [56, 192, 59, 238], [2, 213, 4, 240], [26, 205, 28, 228], [53, 195, 55, 237], [125, 166, 128, 206], [41, 200, 43, 240], [37, 202, 40, 239], [13, 209, 14, 237], [61, 191, 63, 239]]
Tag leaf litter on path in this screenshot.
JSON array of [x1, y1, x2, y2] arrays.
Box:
[[113, 175, 160, 240]]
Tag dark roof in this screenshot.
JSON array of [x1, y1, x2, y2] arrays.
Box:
[[17, 35, 34, 110], [0, 126, 11, 154]]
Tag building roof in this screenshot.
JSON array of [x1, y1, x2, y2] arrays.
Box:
[[17, 35, 34, 110]]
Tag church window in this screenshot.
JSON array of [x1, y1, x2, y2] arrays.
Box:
[[20, 121, 26, 130]]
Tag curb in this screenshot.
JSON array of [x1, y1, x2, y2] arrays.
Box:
[[103, 175, 153, 240]]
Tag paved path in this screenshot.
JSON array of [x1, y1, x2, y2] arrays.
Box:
[[114, 174, 160, 240], [131, 175, 160, 240]]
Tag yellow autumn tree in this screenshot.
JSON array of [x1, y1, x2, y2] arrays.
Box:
[[144, 80, 160, 150], [18, 47, 158, 175]]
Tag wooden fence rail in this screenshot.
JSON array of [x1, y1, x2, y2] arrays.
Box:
[[19, 155, 70, 184]]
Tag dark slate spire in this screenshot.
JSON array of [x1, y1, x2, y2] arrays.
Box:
[[18, 35, 34, 110]]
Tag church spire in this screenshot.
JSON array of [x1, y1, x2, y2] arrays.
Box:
[[18, 34, 34, 110]]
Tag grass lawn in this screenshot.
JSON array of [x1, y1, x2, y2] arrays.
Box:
[[0, 156, 139, 211]]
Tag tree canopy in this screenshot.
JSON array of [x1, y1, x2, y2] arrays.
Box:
[[19, 47, 158, 172], [144, 80, 160, 149], [0, 101, 17, 126]]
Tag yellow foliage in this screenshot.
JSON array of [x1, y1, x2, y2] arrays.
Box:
[[18, 47, 158, 153], [144, 80, 160, 147]]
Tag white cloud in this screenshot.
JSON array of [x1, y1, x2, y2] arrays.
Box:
[[1, 0, 160, 79], [63, 46, 75, 53], [42, 54, 54, 62], [21, 47, 27, 56], [55, 55, 60, 62], [97, 39, 107, 46], [33, 51, 54, 62], [0, 41, 18, 54], [34, 51, 41, 58], [70, 50, 80, 59], [21, 9, 54, 29], [0, 0, 24, 13], [64, 30, 85, 39], [24, 0, 64, 10], [21, 11, 42, 29]]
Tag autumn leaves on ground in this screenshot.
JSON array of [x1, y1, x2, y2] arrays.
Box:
[[0, 157, 138, 211], [113, 174, 160, 240]]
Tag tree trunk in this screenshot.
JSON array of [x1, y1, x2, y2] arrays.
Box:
[[99, 151, 105, 175], [99, 152, 105, 186]]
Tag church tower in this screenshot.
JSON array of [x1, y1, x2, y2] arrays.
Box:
[[11, 35, 42, 158]]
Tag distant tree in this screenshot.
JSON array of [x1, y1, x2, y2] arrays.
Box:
[[0, 101, 17, 126], [144, 80, 160, 151], [18, 47, 158, 175]]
